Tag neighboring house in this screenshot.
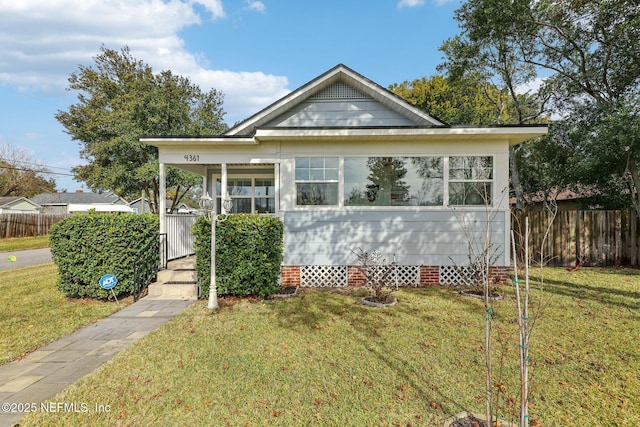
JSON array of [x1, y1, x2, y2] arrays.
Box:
[[0, 197, 41, 213], [129, 198, 195, 214], [512, 187, 604, 211], [142, 64, 547, 287], [31, 191, 134, 214]]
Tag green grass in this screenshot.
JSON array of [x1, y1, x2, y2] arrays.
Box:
[[0, 235, 50, 251], [0, 264, 129, 365], [20, 268, 640, 426]]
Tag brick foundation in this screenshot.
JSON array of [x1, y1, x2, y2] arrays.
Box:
[[281, 266, 300, 287], [281, 265, 509, 287], [419, 266, 440, 285], [490, 266, 509, 285], [347, 266, 366, 286]]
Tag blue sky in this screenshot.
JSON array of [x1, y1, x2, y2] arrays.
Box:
[[0, 0, 462, 192]]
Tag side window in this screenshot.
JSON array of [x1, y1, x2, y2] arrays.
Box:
[[295, 157, 339, 206], [448, 156, 493, 205]]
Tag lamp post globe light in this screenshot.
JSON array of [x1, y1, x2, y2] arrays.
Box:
[[199, 192, 233, 310]]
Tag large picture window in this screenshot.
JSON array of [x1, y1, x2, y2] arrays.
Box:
[[448, 156, 493, 205], [344, 157, 443, 206], [295, 157, 339, 206]]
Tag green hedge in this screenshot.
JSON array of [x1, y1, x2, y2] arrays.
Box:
[[49, 213, 159, 299], [193, 214, 284, 298]]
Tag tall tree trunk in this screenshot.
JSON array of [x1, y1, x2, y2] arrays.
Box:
[[628, 157, 640, 217], [510, 146, 526, 210]]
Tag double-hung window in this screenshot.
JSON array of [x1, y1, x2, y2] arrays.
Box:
[[295, 157, 339, 206], [448, 156, 493, 205]]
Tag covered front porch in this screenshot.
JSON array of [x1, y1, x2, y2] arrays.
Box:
[[143, 133, 284, 241]]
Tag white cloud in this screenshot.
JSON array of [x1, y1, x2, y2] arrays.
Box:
[[397, 0, 425, 8], [0, 0, 288, 123], [191, 0, 226, 18], [516, 77, 545, 95], [244, 0, 266, 13]]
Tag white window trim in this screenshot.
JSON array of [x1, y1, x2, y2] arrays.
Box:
[[213, 173, 278, 215], [291, 155, 496, 211], [294, 157, 340, 207], [446, 155, 495, 207]]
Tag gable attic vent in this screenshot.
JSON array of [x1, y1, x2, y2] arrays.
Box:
[[309, 81, 371, 100]]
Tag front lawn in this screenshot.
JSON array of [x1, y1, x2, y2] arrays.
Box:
[[0, 235, 50, 252], [0, 264, 128, 365], [21, 268, 640, 426]]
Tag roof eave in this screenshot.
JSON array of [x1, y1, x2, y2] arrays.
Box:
[[140, 136, 258, 147], [253, 126, 548, 145]]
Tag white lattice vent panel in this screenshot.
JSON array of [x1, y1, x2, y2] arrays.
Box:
[[300, 265, 348, 287], [439, 266, 476, 286], [309, 82, 370, 100], [386, 265, 420, 287]]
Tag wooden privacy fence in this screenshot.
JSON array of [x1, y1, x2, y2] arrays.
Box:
[[512, 210, 640, 267], [0, 213, 71, 238]]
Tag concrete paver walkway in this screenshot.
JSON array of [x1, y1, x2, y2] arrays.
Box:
[[0, 295, 195, 427]]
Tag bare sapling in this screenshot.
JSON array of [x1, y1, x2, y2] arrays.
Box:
[[452, 186, 508, 425], [352, 248, 396, 304], [510, 201, 556, 426]]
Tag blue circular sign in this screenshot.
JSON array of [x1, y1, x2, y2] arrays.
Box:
[[99, 274, 118, 290]]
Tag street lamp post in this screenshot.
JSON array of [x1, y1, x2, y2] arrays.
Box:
[[199, 192, 233, 310]]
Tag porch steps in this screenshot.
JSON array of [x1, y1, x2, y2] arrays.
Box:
[[148, 256, 198, 299]]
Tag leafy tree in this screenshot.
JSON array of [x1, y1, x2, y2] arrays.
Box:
[[0, 144, 56, 197], [445, 0, 640, 213], [391, 73, 548, 209], [390, 75, 516, 125], [56, 46, 227, 212]]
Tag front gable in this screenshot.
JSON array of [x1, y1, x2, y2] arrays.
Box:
[[0, 197, 41, 212], [265, 81, 419, 128], [225, 64, 445, 136]]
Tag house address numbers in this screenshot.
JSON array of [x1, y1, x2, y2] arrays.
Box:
[[184, 154, 200, 162]]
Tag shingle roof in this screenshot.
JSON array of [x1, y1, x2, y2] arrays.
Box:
[[0, 197, 21, 207], [31, 192, 123, 205]]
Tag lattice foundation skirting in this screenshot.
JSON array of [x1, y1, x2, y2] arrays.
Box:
[[439, 266, 509, 286], [288, 265, 508, 287], [300, 265, 348, 287]]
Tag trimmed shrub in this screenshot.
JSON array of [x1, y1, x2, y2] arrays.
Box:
[[192, 214, 284, 298], [49, 213, 159, 299]]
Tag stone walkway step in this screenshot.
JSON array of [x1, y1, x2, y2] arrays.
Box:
[[0, 295, 195, 427]]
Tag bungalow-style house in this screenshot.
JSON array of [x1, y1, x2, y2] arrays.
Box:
[[31, 191, 134, 214], [142, 65, 547, 287], [0, 197, 41, 213]]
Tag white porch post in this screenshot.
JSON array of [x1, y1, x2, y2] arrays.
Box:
[[274, 162, 280, 215], [221, 163, 229, 213], [159, 162, 166, 233], [208, 163, 228, 310]]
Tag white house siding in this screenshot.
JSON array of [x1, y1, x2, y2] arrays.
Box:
[[282, 210, 508, 267], [267, 99, 416, 128], [157, 138, 513, 273], [0, 199, 39, 213]]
